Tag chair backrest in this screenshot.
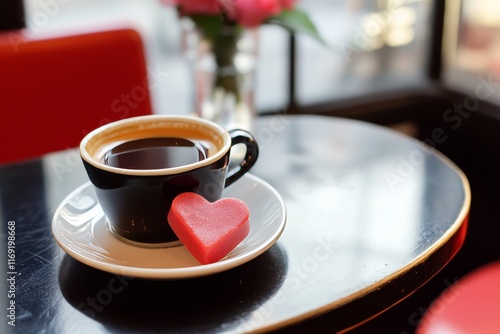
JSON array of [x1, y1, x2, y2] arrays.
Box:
[[0, 28, 153, 165]]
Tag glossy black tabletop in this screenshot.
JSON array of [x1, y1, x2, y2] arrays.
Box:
[[0, 115, 470, 333]]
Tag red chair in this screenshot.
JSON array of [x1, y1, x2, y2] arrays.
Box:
[[0, 28, 153, 165], [417, 261, 500, 334]]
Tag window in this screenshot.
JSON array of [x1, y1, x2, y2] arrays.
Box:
[[296, 0, 434, 105], [442, 0, 500, 106]]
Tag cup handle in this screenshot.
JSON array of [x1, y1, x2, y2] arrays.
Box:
[[225, 129, 259, 187]]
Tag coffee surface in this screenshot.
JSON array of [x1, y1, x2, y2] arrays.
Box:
[[103, 137, 208, 170]]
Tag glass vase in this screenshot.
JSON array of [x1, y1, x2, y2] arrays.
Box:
[[182, 19, 258, 131]]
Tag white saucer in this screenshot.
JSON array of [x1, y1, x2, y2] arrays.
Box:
[[52, 174, 286, 280]]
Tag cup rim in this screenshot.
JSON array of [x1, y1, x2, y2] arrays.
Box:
[[80, 115, 231, 176]]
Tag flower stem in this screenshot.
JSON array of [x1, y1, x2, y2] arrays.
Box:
[[212, 25, 241, 102]]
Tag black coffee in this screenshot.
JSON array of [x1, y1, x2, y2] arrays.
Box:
[[104, 137, 208, 169]]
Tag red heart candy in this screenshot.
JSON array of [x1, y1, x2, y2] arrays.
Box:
[[167, 192, 250, 264]]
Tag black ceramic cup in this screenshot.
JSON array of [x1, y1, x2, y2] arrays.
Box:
[[80, 115, 259, 245]]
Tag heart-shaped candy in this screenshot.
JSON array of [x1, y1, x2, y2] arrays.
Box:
[[167, 192, 250, 264]]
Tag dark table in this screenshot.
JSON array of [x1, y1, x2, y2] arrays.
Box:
[[0, 115, 470, 333]]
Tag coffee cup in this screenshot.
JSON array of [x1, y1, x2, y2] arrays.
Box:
[[80, 115, 259, 245]]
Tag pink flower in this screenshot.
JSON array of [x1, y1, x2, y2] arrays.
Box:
[[160, 0, 299, 27], [232, 0, 282, 27], [280, 0, 297, 10], [164, 0, 221, 15]]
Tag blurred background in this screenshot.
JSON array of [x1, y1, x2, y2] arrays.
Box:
[[12, 0, 500, 115], [0, 1, 447, 111]]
